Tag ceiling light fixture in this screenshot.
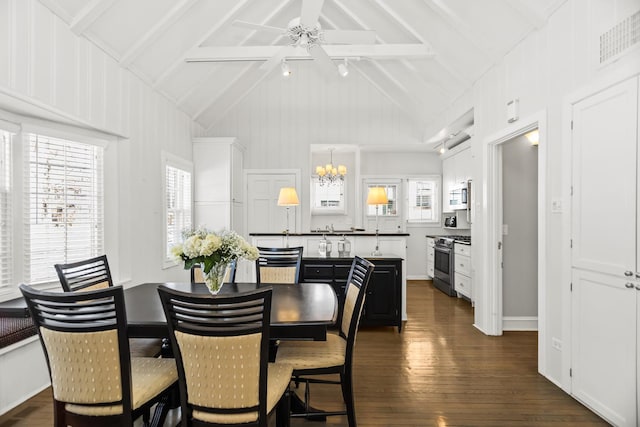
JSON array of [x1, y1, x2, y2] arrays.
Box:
[[338, 58, 349, 77], [281, 59, 291, 77], [439, 142, 447, 154], [315, 148, 346, 186], [525, 129, 539, 145]]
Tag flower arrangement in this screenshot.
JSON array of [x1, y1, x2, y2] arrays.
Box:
[[171, 228, 259, 292]]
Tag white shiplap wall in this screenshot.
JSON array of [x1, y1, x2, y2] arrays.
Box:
[[0, 0, 204, 292], [436, 0, 640, 388]]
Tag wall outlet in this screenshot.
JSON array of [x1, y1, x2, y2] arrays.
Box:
[[552, 337, 562, 351]]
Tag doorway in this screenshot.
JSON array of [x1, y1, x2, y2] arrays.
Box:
[[501, 134, 539, 331], [480, 110, 547, 374]]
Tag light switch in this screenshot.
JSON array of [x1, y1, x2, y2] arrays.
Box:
[[552, 199, 562, 213]]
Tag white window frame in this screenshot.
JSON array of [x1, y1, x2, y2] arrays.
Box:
[[23, 131, 105, 286], [364, 180, 400, 218], [310, 176, 346, 215], [162, 151, 193, 269], [405, 176, 441, 224], [0, 128, 14, 291]]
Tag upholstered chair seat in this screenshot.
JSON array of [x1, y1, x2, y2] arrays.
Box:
[[20, 284, 178, 427], [275, 256, 375, 427]]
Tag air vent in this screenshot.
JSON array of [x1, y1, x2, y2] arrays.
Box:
[[600, 10, 640, 64]]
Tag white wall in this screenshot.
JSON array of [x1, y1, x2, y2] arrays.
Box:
[[434, 0, 640, 385], [210, 61, 438, 278], [0, 0, 204, 299], [502, 135, 538, 319]]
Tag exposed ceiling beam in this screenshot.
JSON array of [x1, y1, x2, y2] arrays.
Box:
[[350, 62, 424, 124], [120, 0, 198, 67], [153, 0, 255, 89], [176, 0, 291, 108], [69, 0, 118, 36], [184, 44, 434, 62], [325, 6, 450, 101], [365, 0, 470, 87], [202, 64, 270, 132], [420, 0, 501, 65]]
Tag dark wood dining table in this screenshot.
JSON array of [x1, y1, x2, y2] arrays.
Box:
[[125, 281, 338, 341]]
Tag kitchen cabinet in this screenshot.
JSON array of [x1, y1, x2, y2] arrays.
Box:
[[442, 145, 472, 213], [300, 256, 403, 332], [426, 237, 435, 278], [569, 76, 639, 427], [454, 243, 472, 301], [193, 137, 244, 236]]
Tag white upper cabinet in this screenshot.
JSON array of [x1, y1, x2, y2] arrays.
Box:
[[442, 144, 472, 212]]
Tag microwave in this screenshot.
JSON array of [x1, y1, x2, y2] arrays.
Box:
[[449, 184, 469, 210]]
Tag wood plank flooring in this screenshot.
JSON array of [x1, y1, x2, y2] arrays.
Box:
[[0, 280, 609, 426]]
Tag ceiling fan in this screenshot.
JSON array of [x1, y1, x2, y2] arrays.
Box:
[[233, 0, 376, 76]]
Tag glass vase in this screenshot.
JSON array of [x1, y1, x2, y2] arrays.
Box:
[[202, 262, 228, 294]]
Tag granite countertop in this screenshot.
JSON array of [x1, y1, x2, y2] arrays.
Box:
[[304, 253, 404, 260], [250, 232, 410, 237]]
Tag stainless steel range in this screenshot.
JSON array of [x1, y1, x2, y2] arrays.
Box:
[[433, 236, 470, 297]]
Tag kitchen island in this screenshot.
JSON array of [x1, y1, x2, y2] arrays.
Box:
[[248, 232, 409, 324]]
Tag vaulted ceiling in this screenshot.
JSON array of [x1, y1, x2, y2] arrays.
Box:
[[38, 0, 564, 141]]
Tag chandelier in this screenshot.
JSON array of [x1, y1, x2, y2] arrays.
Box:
[[315, 148, 346, 186]]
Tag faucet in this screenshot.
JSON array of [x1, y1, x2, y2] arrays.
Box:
[[325, 224, 334, 233]]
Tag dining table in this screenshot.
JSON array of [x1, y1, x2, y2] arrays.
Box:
[[124, 281, 338, 341]]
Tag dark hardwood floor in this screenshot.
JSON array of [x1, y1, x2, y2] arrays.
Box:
[[0, 280, 609, 426]]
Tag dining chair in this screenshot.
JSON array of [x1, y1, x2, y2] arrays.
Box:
[[255, 246, 303, 284], [275, 256, 375, 427], [54, 255, 112, 292], [19, 284, 178, 427], [54, 255, 163, 358], [157, 286, 293, 427], [190, 259, 237, 284]]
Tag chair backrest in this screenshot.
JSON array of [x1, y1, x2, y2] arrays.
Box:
[[339, 256, 375, 364], [54, 255, 113, 292], [19, 284, 134, 423], [190, 259, 237, 284], [255, 246, 303, 284], [157, 285, 272, 425]]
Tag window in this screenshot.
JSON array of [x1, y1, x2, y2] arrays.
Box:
[[0, 130, 12, 289], [310, 177, 346, 214], [163, 153, 192, 267], [366, 183, 398, 216], [406, 177, 440, 223], [24, 133, 104, 284]]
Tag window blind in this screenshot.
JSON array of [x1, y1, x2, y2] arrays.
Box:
[[24, 134, 104, 284], [407, 179, 437, 222], [165, 164, 192, 261], [0, 131, 12, 288]]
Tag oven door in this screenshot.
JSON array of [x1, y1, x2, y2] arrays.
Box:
[[434, 246, 451, 282]]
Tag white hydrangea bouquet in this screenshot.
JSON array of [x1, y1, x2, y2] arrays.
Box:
[[171, 228, 259, 293]]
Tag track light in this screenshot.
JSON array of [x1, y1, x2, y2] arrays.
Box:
[[338, 58, 349, 77], [439, 142, 446, 154], [281, 59, 291, 77]]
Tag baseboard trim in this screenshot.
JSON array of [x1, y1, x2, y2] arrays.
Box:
[[502, 316, 538, 331]]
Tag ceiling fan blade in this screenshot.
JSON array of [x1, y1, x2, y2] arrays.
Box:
[[300, 0, 324, 27], [233, 20, 286, 34], [322, 30, 376, 45], [259, 45, 295, 72], [308, 44, 338, 76]]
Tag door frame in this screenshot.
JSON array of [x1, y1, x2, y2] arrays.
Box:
[[481, 110, 547, 371], [243, 169, 302, 235]]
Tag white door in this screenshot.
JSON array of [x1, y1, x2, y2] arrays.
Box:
[[246, 172, 297, 234], [571, 270, 637, 427], [571, 77, 639, 426]]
